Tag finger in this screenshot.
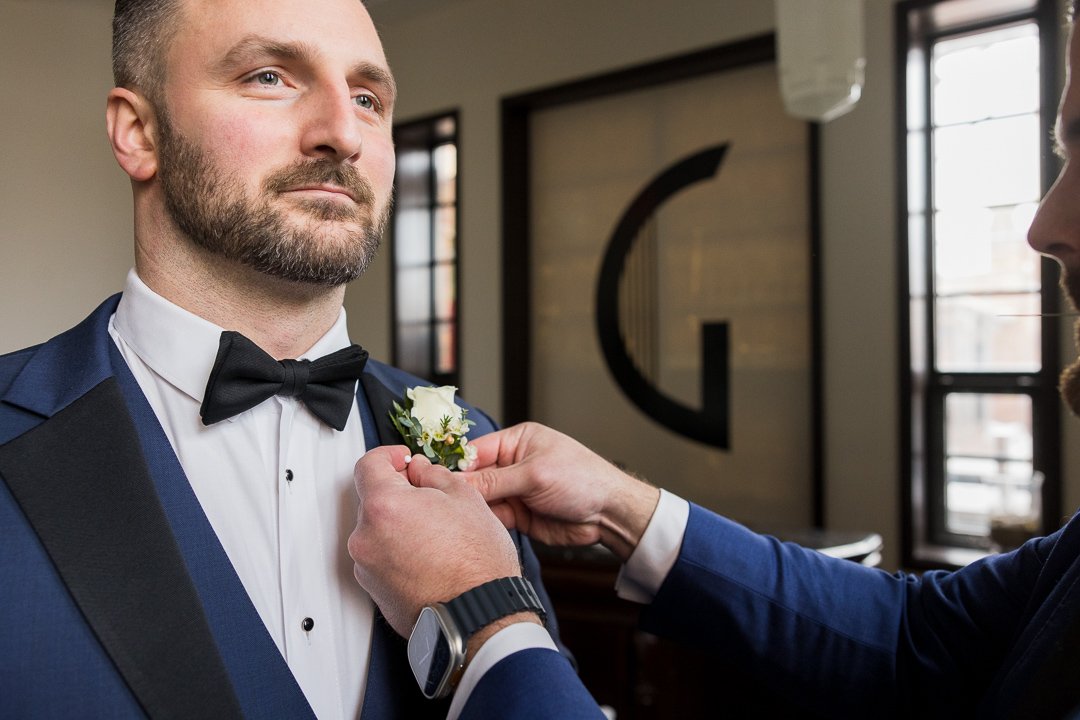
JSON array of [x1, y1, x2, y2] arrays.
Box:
[[487, 499, 519, 531], [405, 454, 457, 491], [460, 464, 535, 504], [466, 424, 529, 469]]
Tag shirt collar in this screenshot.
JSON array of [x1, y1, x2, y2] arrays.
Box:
[[112, 268, 354, 405]]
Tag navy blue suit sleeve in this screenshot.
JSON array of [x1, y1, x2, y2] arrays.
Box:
[[641, 503, 1049, 718], [459, 649, 605, 720]]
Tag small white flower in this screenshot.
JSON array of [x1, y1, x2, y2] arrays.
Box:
[[459, 440, 478, 471]]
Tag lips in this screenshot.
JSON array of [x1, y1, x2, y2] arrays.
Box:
[[284, 185, 358, 203]]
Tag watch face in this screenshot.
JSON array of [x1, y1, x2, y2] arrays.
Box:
[[409, 608, 452, 699]]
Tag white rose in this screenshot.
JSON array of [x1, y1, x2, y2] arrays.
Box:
[[408, 385, 465, 437]]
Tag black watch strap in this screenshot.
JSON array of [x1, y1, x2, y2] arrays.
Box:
[[442, 576, 546, 639]]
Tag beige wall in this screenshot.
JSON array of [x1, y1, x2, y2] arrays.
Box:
[[1, 0, 132, 352], [2, 0, 1077, 568]]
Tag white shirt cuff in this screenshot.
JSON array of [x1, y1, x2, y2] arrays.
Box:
[[446, 621, 557, 720], [614, 489, 690, 603]]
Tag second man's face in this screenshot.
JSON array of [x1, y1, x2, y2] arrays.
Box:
[[1029, 22, 1080, 411]]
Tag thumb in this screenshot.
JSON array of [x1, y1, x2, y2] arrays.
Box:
[[359, 445, 412, 473], [354, 445, 411, 497]]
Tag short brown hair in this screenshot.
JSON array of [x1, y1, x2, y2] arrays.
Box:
[[111, 0, 184, 99]]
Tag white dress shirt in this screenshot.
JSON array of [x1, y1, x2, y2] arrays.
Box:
[[615, 489, 691, 603], [108, 270, 372, 720]]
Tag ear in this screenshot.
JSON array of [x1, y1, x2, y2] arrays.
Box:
[[106, 87, 159, 182]]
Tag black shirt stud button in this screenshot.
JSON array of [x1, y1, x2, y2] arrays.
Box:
[[301, 617, 314, 632], [285, 469, 294, 482]]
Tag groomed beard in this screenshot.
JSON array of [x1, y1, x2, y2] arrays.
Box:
[[155, 109, 387, 287], [1059, 270, 1080, 415]]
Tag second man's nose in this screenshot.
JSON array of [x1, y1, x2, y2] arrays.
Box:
[[1028, 163, 1080, 266]]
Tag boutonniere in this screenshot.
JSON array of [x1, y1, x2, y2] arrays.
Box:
[[390, 385, 478, 470]]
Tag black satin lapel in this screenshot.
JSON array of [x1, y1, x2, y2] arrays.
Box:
[[359, 373, 405, 447], [0, 379, 242, 720]]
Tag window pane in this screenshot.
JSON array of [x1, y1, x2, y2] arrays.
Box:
[[909, 214, 927, 297], [933, 203, 1041, 296], [397, 322, 431, 377], [436, 321, 456, 375], [394, 209, 432, 267], [906, 46, 927, 131], [907, 130, 927, 214], [934, 293, 1041, 372], [933, 115, 1041, 210], [435, 207, 457, 262], [434, 143, 457, 204], [910, 297, 927, 375], [396, 267, 432, 323], [946, 393, 1032, 459], [434, 262, 456, 321], [932, 24, 1039, 127], [944, 393, 1037, 539], [396, 149, 432, 207], [945, 470, 1039, 537]]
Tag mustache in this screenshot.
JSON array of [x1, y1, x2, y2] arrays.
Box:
[[264, 159, 376, 206]]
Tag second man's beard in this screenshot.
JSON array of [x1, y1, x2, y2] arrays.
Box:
[[1058, 270, 1080, 415]]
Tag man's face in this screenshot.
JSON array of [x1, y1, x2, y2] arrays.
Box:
[[151, 0, 397, 286], [1029, 22, 1080, 412]]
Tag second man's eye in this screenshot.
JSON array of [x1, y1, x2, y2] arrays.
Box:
[[256, 71, 280, 86]]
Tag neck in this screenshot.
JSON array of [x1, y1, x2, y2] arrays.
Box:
[[134, 235, 346, 360]]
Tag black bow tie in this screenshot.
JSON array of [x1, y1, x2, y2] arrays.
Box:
[[200, 331, 368, 431]]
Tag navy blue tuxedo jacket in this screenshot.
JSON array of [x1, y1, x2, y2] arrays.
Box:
[[0, 295, 577, 719], [466, 501, 1080, 718]]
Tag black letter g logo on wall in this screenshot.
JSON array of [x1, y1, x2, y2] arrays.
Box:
[[595, 144, 730, 449]]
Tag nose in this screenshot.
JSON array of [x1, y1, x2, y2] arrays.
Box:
[[301, 83, 363, 162], [1028, 161, 1080, 266]]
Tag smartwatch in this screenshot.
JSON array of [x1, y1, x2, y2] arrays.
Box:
[[407, 576, 546, 699]]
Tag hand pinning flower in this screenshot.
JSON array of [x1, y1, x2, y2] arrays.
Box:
[[389, 385, 478, 470]]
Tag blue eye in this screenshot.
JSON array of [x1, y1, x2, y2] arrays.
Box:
[[255, 72, 280, 86], [355, 94, 378, 111]]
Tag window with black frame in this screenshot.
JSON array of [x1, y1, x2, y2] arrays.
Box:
[[390, 113, 460, 387], [898, 0, 1061, 567]]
